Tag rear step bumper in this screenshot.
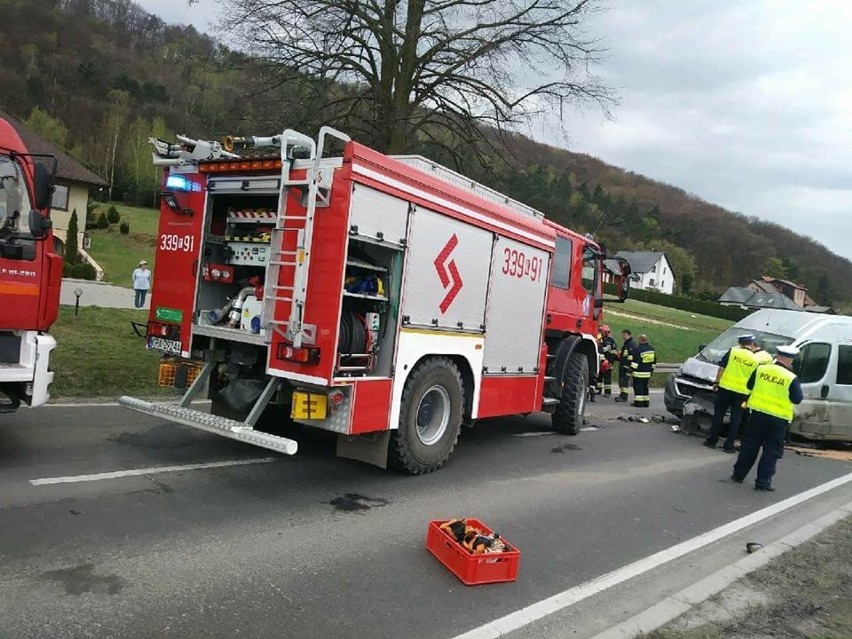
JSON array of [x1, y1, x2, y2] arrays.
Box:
[[119, 396, 298, 455]]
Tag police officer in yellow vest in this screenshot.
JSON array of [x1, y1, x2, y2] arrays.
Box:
[[731, 345, 803, 491], [704, 334, 770, 452]]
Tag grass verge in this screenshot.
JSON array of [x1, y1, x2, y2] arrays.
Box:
[[87, 203, 159, 284], [646, 514, 852, 639], [49, 305, 169, 398], [603, 299, 733, 366]]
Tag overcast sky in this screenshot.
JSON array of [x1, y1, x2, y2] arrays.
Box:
[[136, 0, 852, 261]]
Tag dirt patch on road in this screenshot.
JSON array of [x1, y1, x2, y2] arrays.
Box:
[[786, 445, 852, 462], [646, 515, 852, 639]]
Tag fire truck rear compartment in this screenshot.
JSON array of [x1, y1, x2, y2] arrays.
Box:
[[182, 171, 403, 438]]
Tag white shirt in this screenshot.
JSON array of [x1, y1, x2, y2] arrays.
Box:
[[132, 267, 151, 290]]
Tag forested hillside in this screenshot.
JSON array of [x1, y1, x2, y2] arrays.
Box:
[[3, 0, 850, 307]]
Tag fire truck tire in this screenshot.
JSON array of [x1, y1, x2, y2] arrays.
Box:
[[389, 357, 464, 474], [551, 351, 588, 436]]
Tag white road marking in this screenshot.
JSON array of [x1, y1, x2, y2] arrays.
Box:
[[29, 457, 277, 486], [580, 426, 600, 431], [451, 471, 852, 639]]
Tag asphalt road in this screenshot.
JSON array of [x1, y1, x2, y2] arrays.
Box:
[[1, 396, 850, 639]]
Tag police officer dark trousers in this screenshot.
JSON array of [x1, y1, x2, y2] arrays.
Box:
[[614, 329, 634, 402], [630, 334, 656, 408], [704, 334, 761, 453], [731, 346, 803, 491]]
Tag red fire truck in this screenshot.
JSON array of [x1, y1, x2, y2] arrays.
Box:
[[0, 117, 60, 414], [120, 127, 630, 473]]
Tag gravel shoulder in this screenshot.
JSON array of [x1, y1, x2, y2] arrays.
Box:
[[646, 514, 852, 639]]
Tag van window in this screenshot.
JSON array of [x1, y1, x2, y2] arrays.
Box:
[[837, 345, 852, 385], [795, 343, 831, 383], [551, 237, 572, 289]]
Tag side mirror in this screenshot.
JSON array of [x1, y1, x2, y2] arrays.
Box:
[[33, 162, 54, 211], [29, 209, 52, 239], [697, 344, 706, 354]]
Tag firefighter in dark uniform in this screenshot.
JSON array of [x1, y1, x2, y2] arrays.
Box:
[[731, 345, 803, 491], [614, 329, 635, 402], [704, 334, 763, 453], [630, 334, 656, 408], [595, 325, 618, 397]]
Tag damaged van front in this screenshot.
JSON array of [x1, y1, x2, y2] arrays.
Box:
[[664, 308, 852, 443]]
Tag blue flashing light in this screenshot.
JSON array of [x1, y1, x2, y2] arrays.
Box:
[[165, 174, 200, 192]]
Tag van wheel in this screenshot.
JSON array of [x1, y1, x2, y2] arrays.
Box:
[[552, 352, 588, 436], [389, 357, 464, 474]]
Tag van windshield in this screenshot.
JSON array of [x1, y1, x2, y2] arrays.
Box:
[[697, 327, 794, 364]]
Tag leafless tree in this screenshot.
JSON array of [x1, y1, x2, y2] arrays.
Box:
[[203, 0, 614, 161]]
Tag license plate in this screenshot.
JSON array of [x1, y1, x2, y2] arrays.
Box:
[[290, 391, 328, 420], [148, 336, 182, 354]]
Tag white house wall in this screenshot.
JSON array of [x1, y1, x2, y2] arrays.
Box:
[[634, 255, 675, 295], [51, 182, 92, 245]]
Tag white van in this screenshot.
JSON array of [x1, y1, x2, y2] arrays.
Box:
[[664, 309, 852, 442]]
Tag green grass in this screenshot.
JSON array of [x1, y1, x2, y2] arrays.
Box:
[[603, 299, 733, 366], [93, 202, 161, 235], [49, 305, 169, 398], [87, 203, 159, 285]]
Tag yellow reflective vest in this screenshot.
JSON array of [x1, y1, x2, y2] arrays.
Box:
[[753, 349, 773, 365], [718, 347, 758, 394], [746, 363, 797, 422]]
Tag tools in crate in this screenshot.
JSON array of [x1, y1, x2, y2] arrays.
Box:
[[426, 518, 521, 585], [440, 519, 510, 554]]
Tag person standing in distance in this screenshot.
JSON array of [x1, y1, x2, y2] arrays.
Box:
[[630, 334, 656, 408], [704, 334, 763, 453], [132, 259, 152, 309], [731, 345, 803, 492], [614, 329, 635, 402]]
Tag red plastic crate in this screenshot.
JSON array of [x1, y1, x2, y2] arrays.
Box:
[[426, 518, 520, 585]]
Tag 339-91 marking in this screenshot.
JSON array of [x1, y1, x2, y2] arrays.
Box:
[[160, 234, 196, 253], [501, 247, 543, 282]]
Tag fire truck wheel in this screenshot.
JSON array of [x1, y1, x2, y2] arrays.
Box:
[[552, 351, 589, 436], [389, 357, 464, 474]]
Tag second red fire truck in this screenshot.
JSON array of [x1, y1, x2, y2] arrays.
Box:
[[0, 117, 60, 414], [120, 127, 630, 473]]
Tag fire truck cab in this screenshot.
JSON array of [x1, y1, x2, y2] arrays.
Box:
[[0, 117, 60, 413], [120, 127, 629, 473]]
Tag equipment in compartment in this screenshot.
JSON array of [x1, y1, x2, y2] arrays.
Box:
[[239, 295, 264, 334], [227, 241, 270, 266], [202, 263, 234, 283], [223, 208, 273, 267], [204, 276, 266, 336]]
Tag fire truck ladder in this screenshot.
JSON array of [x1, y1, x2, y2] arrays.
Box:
[[266, 126, 350, 347]]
